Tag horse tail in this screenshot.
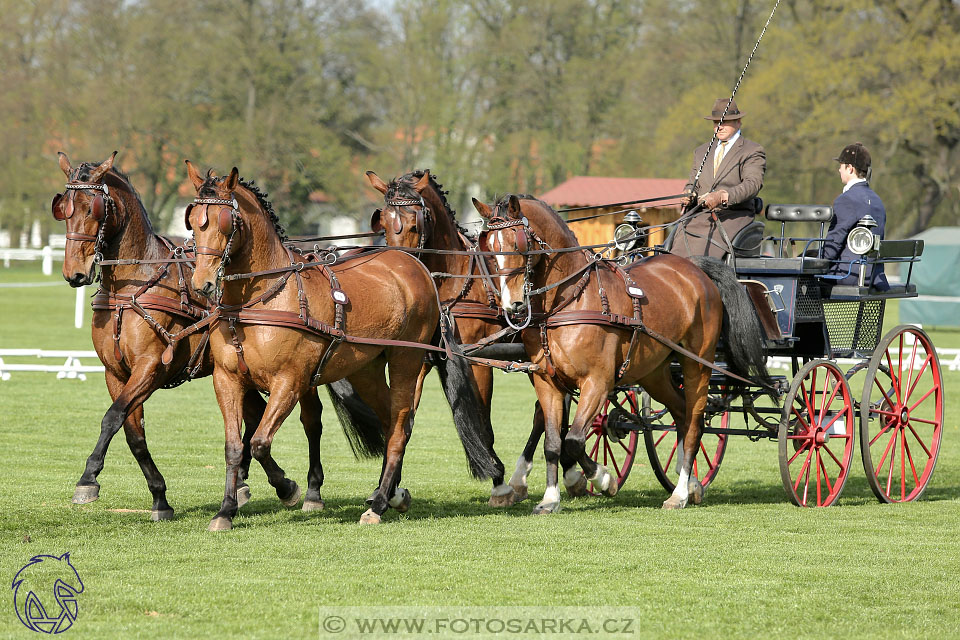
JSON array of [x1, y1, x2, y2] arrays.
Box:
[[689, 256, 777, 400], [325, 380, 386, 459], [433, 316, 503, 480]]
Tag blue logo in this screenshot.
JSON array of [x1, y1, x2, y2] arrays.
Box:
[[11, 553, 84, 634]]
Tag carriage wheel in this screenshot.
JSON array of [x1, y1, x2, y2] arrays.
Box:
[[584, 389, 640, 495], [641, 391, 729, 494], [778, 360, 855, 507], [860, 325, 943, 503]]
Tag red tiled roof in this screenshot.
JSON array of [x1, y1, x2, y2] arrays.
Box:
[[539, 176, 687, 209]]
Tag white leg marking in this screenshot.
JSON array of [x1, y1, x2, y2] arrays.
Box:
[[508, 456, 532, 488], [388, 487, 409, 508], [563, 467, 585, 488], [589, 465, 611, 492], [671, 468, 690, 501], [491, 483, 513, 497], [542, 485, 560, 505]]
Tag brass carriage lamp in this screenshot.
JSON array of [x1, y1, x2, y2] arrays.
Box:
[[613, 210, 644, 253], [846, 215, 881, 286]]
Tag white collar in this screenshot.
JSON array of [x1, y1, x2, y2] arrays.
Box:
[[843, 177, 866, 193], [717, 130, 741, 151]]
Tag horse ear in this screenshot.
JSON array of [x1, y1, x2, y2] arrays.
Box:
[[366, 171, 389, 194], [472, 197, 492, 219], [413, 170, 430, 192], [507, 195, 522, 219], [226, 167, 240, 192], [57, 152, 73, 178], [89, 151, 117, 182], [185, 160, 205, 189], [370, 208, 384, 232]]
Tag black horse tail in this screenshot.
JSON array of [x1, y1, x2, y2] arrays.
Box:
[[325, 380, 386, 459], [690, 256, 777, 400], [433, 316, 503, 480]]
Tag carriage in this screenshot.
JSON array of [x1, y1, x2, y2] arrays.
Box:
[[583, 203, 942, 507]]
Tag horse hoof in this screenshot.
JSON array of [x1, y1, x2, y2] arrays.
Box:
[[564, 471, 588, 497], [359, 509, 381, 525], [603, 479, 619, 498], [688, 480, 704, 506], [302, 499, 326, 512], [662, 495, 688, 510], [151, 509, 174, 521], [488, 488, 517, 508], [72, 485, 100, 504], [236, 485, 251, 509], [280, 482, 301, 508], [532, 501, 560, 515], [389, 488, 412, 513], [208, 516, 233, 531], [509, 484, 529, 502]]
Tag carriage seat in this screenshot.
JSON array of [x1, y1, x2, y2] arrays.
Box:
[[823, 239, 924, 300], [765, 204, 833, 223]]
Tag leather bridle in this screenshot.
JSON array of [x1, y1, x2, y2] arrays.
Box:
[[52, 180, 118, 267], [185, 195, 242, 301], [383, 192, 433, 250], [481, 215, 538, 330]]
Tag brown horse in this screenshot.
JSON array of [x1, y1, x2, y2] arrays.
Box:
[[52, 152, 288, 520], [473, 195, 771, 513], [364, 170, 583, 505], [185, 162, 493, 529]]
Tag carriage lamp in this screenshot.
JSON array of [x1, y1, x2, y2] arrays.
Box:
[[613, 210, 644, 252], [846, 215, 881, 287]]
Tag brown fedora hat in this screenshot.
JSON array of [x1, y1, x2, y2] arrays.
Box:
[[703, 98, 744, 120]]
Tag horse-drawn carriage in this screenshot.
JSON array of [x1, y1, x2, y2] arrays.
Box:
[[584, 203, 942, 507]]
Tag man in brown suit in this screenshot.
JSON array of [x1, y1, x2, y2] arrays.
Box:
[[671, 98, 766, 258]]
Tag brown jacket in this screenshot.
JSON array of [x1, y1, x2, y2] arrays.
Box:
[[684, 135, 765, 211]]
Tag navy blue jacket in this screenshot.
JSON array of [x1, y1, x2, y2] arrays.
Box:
[[823, 181, 888, 289]]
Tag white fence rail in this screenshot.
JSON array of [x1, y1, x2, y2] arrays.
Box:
[[0, 349, 104, 381]]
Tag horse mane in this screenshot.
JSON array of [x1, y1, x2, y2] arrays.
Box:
[[199, 174, 288, 242], [73, 163, 154, 234], [392, 170, 470, 235]]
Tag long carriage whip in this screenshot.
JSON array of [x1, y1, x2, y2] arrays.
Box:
[[691, 0, 782, 194]]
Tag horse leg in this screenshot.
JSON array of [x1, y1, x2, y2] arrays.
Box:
[[361, 349, 421, 524], [121, 404, 173, 520], [237, 389, 267, 509], [564, 381, 619, 498], [556, 396, 587, 497], [73, 367, 161, 506], [247, 384, 304, 510], [208, 370, 249, 532], [299, 388, 326, 511], [663, 360, 711, 510], [510, 396, 581, 500], [530, 379, 568, 515]]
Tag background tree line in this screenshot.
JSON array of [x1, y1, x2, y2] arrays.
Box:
[[1, 0, 957, 243]]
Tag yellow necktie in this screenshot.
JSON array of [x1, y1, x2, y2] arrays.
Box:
[[714, 141, 727, 174]]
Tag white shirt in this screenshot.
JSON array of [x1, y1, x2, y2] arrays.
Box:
[[843, 177, 866, 193], [714, 129, 741, 165]]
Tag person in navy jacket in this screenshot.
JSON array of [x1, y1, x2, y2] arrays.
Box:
[[822, 142, 889, 289]]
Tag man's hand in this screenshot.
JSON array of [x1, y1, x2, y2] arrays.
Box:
[[699, 190, 729, 210]]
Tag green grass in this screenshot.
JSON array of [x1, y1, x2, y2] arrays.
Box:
[[1, 262, 959, 638]]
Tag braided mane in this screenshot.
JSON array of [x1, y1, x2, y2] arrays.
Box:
[[199, 174, 288, 242]]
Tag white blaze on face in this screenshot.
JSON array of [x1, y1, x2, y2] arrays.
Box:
[[495, 230, 515, 310]]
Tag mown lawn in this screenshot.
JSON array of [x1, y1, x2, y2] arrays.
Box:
[[1, 262, 958, 638]]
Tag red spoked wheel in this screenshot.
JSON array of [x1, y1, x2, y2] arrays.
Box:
[[585, 389, 640, 495], [642, 391, 729, 493], [860, 325, 943, 503], [779, 360, 855, 507]]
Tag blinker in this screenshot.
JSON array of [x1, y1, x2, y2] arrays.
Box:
[[51, 193, 66, 221], [92, 194, 105, 221], [218, 206, 237, 236]]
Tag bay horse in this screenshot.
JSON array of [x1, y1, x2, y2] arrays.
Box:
[[365, 170, 582, 505], [473, 195, 772, 513], [185, 162, 495, 529], [52, 152, 358, 521]]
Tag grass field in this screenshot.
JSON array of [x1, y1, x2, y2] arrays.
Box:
[[1, 262, 959, 639]]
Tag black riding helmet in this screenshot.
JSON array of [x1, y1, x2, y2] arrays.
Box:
[[834, 142, 871, 174]]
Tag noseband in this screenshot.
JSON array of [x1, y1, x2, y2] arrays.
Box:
[[53, 180, 118, 267], [385, 193, 432, 250], [187, 195, 242, 301]]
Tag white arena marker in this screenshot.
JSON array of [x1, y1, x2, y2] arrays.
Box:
[[75, 286, 86, 329]]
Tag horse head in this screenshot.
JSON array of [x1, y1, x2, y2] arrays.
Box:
[[366, 170, 436, 249], [184, 161, 243, 300], [474, 194, 536, 318], [53, 151, 121, 286]]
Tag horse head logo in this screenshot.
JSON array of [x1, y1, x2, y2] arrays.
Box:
[[11, 553, 84, 634]]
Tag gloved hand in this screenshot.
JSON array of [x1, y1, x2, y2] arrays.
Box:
[[700, 190, 728, 210]]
